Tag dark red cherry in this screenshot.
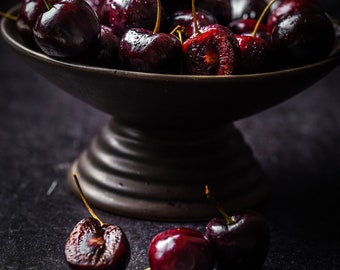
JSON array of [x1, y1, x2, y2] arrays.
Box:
[[148, 227, 215, 270], [205, 211, 270, 270], [84, 0, 106, 19], [183, 0, 239, 75], [232, 0, 275, 73], [229, 18, 267, 34], [65, 174, 130, 270], [170, 9, 218, 41], [236, 34, 271, 73], [16, 0, 57, 46], [182, 24, 240, 75], [100, 0, 158, 38], [118, 0, 182, 74], [271, 10, 335, 68], [196, 0, 232, 26], [65, 217, 130, 270], [33, 0, 100, 58], [94, 25, 120, 68], [119, 28, 182, 74], [267, 0, 324, 32]]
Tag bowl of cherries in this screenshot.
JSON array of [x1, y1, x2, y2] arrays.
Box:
[[1, 0, 339, 220]]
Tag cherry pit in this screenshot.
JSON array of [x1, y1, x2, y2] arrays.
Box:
[[2, 0, 336, 75]]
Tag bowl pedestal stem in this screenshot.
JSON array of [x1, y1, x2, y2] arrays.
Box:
[[67, 118, 271, 221]]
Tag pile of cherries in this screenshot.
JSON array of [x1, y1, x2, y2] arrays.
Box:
[[65, 177, 270, 270], [15, 0, 336, 75]]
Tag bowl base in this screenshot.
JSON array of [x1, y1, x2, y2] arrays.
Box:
[[67, 118, 271, 221]]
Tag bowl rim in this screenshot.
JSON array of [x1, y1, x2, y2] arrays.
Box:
[[1, 4, 340, 83]]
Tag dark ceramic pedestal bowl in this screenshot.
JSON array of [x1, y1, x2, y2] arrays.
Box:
[[2, 9, 339, 221]]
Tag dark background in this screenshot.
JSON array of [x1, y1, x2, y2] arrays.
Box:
[[1, 1, 340, 270]]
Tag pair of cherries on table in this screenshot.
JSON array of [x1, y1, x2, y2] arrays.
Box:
[[65, 175, 270, 270], [15, 0, 336, 75]]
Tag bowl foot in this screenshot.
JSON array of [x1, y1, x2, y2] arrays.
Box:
[[67, 118, 271, 221]]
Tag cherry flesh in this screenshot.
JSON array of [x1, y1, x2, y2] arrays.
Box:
[[182, 24, 240, 75], [33, 0, 100, 58], [65, 174, 130, 270], [12, 0, 337, 75], [148, 227, 215, 270], [65, 217, 130, 270], [205, 211, 270, 270]]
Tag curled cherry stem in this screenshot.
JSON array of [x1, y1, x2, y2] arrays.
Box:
[[205, 185, 234, 225], [252, 0, 277, 37], [72, 173, 104, 227], [170, 25, 184, 44]]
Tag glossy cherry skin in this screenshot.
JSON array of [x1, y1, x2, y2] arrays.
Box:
[[271, 10, 335, 68], [148, 227, 215, 270], [182, 24, 240, 75], [169, 9, 218, 41], [229, 18, 267, 35], [196, 0, 232, 26], [33, 0, 100, 58], [94, 25, 120, 68], [84, 0, 106, 19], [100, 0, 158, 38], [119, 28, 182, 74], [236, 35, 271, 73], [205, 211, 270, 270], [267, 0, 324, 32], [65, 217, 130, 270], [16, 0, 57, 46]]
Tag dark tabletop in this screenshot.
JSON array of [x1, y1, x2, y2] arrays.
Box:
[[1, 2, 340, 269]]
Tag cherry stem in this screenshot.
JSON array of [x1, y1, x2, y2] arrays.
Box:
[[170, 25, 184, 44], [43, 0, 52, 10], [0, 11, 18, 21], [205, 185, 234, 225], [192, 0, 201, 35], [72, 173, 104, 227], [252, 0, 277, 37], [152, 0, 161, 34]]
